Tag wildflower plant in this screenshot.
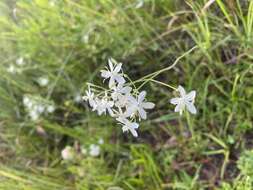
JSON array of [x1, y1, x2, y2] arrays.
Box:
[[23, 95, 55, 121], [83, 58, 155, 137], [83, 47, 197, 137]]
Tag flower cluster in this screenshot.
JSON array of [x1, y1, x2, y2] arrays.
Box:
[[83, 58, 155, 137], [83, 58, 197, 137], [7, 57, 26, 74], [23, 95, 55, 121], [61, 138, 104, 161]]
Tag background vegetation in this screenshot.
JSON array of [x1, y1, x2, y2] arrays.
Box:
[[0, 0, 253, 189]]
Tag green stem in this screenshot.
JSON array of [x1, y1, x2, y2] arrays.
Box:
[[186, 111, 195, 139], [134, 46, 197, 89], [148, 79, 177, 90]]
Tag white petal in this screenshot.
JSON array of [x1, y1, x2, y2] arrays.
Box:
[[108, 108, 114, 116], [178, 85, 186, 97], [130, 122, 139, 129], [138, 91, 146, 103], [142, 102, 155, 109], [101, 70, 110, 78], [125, 106, 136, 117], [111, 92, 118, 100], [185, 91, 196, 102], [116, 117, 124, 124], [114, 63, 122, 73], [115, 75, 125, 84], [108, 101, 114, 107], [121, 86, 132, 94], [170, 97, 180, 105], [122, 126, 128, 133], [127, 95, 137, 105], [109, 77, 115, 88], [129, 128, 138, 137], [186, 102, 197, 114], [89, 99, 95, 107], [108, 59, 114, 71], [175, 102, 184, 113], [138, 108, 147, 120]]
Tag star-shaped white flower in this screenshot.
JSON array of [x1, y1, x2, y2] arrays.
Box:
[[83, 86, 95, 107], [116, 117, 139, 137], [89, 144, 100, 157], [170, 85, 197, 115], [61, 146, 75, 161], [111, 84, 132, 101], [93, 98, 114, 116], [115, 94, 130, 108], [125, 91, 155, 120], [100, 58, 125, 88]]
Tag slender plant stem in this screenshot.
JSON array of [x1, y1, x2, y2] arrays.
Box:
[[148, 79, 177, 90], [134, 46, 197, 89], [186, 111, 195, 139]]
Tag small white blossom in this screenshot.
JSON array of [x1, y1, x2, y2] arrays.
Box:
[[7, 65, 20, 74], [35, 105, 45, 114], [93, 98, 114, 116], [89, 144, 100, 157], [29, 110, 39, 121], [16, 57, 25, 66], [23, 95, 55, 121], [37, 77, 49, 87], [23, 96, 32, 107], [61, 146, 75, 160], [170, 85, 197, 115], [117, 117, 139, 137], [135, 0, 144, 8], [125, 91, 155, 120], [100, 59, 125, 88], [111, 84, 132, 101], [47, 105, 55, 113], [98, 138, 104, 145], [74, 94, 82, 103], [82, 34, 89, 43], [83, 86, 95, 107], [81, 147, 87, 155]]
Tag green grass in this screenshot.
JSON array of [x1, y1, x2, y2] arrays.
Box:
[[0, 0, 253, 189]]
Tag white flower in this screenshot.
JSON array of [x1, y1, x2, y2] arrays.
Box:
[[98, 138, 104, 144], [47, 105, 55, 113], [83, 86, 95, 107], [74, 94, 82, 103], [116, 117, 139, 137], [100, 59, 125, 88], [81, 147, 87, 155], [82, 34, 89, 43], [170, 85, 197, 115], [38, 77, 49, 87], [112, 107, 127, 119], [125, 91, 155, 120], [93, 98, 114, 116], [35, 105, 45, 114], [23, 96, 32, 108], [111, 84, 132, 101], [89, 144, 100, 157], [61, 146, 75, 160], [16, 57, 25, 66], [135, 0, 144, 8], [29, 110, 39, 121], [7, 65, 18, 74]]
